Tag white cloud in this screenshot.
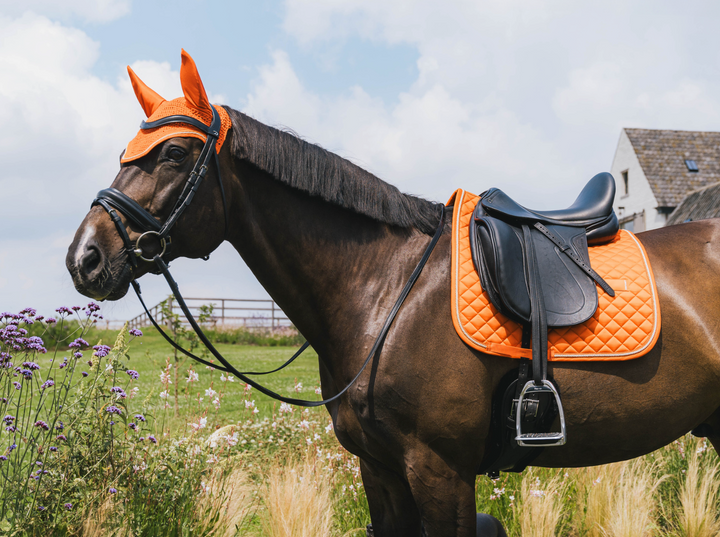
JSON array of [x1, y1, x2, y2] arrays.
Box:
[[0, 0, 131, 24], [243, 49, 566, 205]]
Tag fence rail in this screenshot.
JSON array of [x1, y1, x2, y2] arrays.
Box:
[[127, 297, 291, 331]]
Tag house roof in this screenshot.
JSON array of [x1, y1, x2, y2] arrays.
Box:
[[666, 181, 720, 225], [624, 128, 720, 207]]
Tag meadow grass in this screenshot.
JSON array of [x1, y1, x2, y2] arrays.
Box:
[[4, 308, 720, 536]]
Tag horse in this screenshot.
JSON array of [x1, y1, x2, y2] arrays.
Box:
[[66, 54, 720, 537]]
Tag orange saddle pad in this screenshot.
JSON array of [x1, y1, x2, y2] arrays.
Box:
[[448, 189, 661, 362]]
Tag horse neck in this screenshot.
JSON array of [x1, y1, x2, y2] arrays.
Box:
[[225, 160, 423, 355]]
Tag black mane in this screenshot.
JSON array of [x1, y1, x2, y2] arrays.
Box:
[[224, 107, 442, 235]]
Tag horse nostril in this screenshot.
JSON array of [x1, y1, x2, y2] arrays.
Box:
[[81, 245, 102, 277]]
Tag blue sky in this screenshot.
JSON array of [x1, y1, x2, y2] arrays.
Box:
[[2, 0, 720, 319]]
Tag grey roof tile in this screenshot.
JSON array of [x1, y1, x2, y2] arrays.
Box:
[[666, 181, 720, 225], [624, 128, 720, 206]]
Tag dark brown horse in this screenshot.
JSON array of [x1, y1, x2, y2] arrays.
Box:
[[66, 66, 720, 537]]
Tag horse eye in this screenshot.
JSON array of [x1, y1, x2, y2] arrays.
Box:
[[167, 147, 186, 162]]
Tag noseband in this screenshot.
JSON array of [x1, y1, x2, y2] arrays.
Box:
[[90, 107, 446, 407], [92, 105, 229, 268]]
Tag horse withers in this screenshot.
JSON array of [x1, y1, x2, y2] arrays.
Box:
[[66, 51, 720, 537]]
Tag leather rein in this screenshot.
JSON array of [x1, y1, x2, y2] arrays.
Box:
[[92, 106, 446, 407]]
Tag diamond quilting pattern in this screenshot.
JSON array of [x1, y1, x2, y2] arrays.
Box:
[[448, 189, 660, 362]]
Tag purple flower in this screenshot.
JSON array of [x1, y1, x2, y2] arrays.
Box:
[[56, 435, 67, 442], [148, 435, 157, 444], [106, 406, 122, 415], [72, 306, 81, 312], [73, 352, 82, 359], [93, 344, 111, 358], [0, 456, 6, 461], [87, 302, 100, 312], [126, 370, 139, 380], [5, 426, 16, 432], [45, 317, 57, 324], [82, 371, 88, 377], [36, 461, 42, 466], [49, 446, 57, 452], [134, 414, 146, 422], [55, 307, 72, 315], [36, 315, 44, 321], [40, 379, 55, 390], [2, 415, 15, 424], [139, 437, 145, 442], [129, 423, 136, 430], [0, 398, 6, 404], [9, 443, 16, 452], [37, 505, 45, 511], [129, 328, 143, 337], [68, 338, 89, 349], [64, 503, 72, 510], [110, 387, 126, 398], [109, 421, 115, 426], [20, 308, 36, 316], [22, 361, 40, 371], [109, 487, 117, 494], [55, 422, 64, 431], [12, 382, 20, 390], [20, 370, 32, 379], [34, 421, 49, 431]]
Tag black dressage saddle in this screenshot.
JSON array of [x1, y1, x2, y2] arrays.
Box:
[[470, 172, 619, 450]]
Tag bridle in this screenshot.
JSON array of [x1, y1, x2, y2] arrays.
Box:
[[93, 105, 229, 269], [92, 106, 446, 407]]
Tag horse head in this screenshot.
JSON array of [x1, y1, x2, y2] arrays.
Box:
[[66, 50, 232, 301]]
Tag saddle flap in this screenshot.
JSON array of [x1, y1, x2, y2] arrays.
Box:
[[471, 215, 598, 327]]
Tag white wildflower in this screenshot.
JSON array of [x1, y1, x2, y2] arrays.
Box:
[[159, 390, 169, 400], [279, 402, 293, 414], [294, 381, 303, 393], [213, 398, 221, 409], [160, 370, 172, 384], [227, 433, 239, 446], [205, 388, 217, 398], [325, 422, 334, 433], [299, 420, 310, 430], [227, 375, 235, 382], [252, 407, 259, 414], [186, 370, 199, 383], [315, 386, 322, 395]]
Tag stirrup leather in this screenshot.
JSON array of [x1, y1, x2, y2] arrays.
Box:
[[515, 380, 567, 447]]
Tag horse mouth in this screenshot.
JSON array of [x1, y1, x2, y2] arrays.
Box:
[[66, 248, 133, 302]]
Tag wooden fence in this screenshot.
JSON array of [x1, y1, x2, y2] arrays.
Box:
[[127, 297, 291, 331]]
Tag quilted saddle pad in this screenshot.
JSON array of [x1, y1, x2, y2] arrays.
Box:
[[448, 189, 661, 362]]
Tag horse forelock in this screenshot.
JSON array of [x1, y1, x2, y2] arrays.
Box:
[[223, 107, 442, 235]]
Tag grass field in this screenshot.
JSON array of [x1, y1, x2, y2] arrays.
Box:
[[4, 313, 720, 536]]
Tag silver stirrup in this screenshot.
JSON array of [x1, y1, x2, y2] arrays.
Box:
[[515, 380, 567, 447]]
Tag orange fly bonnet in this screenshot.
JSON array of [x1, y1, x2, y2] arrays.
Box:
[[121, 49, 231, 164]]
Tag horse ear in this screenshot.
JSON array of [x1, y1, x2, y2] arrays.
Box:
[[180, 49, 211, 114], [127, 66, 166, 118]]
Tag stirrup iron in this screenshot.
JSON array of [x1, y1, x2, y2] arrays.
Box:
[[515, 380, 567, 447]]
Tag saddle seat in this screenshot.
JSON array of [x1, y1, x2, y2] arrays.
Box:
[[480, 172, 619, 244]]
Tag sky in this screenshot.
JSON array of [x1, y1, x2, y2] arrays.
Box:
[[2, 0, 720, 320]]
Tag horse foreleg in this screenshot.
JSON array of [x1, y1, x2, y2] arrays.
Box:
[[360, 457, 422, 537], [403, 447, 480, 537]]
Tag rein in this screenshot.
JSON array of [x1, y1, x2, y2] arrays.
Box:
[[93, 108, 445, 407]]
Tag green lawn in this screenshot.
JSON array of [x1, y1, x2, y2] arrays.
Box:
[[85, 326, 324, 426]]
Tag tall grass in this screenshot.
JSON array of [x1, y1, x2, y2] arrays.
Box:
[[516, 470, 565, 537], [262, 456, 335, 537], [676, 439, 720, 537]]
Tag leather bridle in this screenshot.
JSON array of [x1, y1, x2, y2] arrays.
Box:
[[91, 107, 446, 407], [93, 105, 228, 269]]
